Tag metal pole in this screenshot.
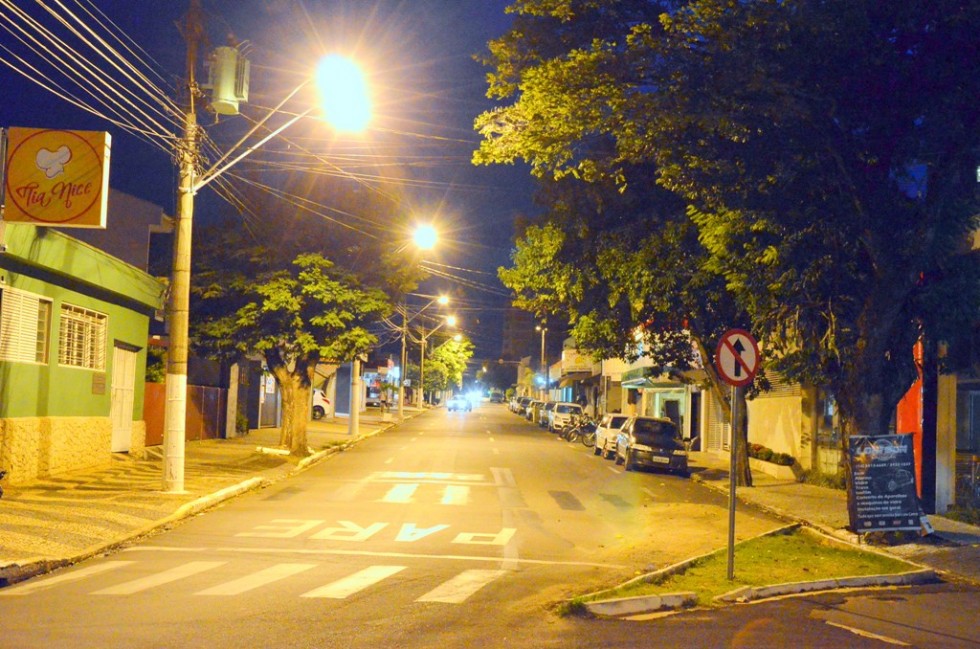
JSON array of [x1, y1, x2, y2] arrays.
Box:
[[419, 332, 426, 406], [349, 356, 361, 436], [539, 327, 546, 399], [398, 304, 406, 419], [727, 384, 738, 580]]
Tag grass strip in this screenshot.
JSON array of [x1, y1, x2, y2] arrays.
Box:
[[579, 527, 915, 608]]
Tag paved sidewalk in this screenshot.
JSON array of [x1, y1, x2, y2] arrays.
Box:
[[688, 451, 980, 585], [0, 410, 408, 585], [1, 414, 978, 591]]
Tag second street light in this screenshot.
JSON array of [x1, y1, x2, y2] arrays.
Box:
[[163, 31, 371, 492]]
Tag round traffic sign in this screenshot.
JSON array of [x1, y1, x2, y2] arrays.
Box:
[[714, 329, 760, 387]]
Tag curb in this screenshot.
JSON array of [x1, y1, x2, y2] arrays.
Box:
[[714, 568, 937, 603], [584, 591, 696, 617]]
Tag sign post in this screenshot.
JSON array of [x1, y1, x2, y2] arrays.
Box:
[[714, 329, 760, 580]]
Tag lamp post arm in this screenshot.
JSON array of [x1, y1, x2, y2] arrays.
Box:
[[194, 104, 315, 192]]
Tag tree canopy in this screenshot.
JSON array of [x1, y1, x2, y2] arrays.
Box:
[[191, 221, 391, 454], [477, 0, 980, 454]]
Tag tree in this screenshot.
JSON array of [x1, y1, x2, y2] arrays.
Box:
[[191, 224, 391, 456], [477, 0, 980, 488], [430, 337, 475, 391]]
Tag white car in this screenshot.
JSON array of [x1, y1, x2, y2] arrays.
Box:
[[312, 388, 331, 420], [594, 413, 629, 459], [549, 402, 583, 433]]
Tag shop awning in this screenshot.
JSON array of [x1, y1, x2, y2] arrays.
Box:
[[558, 372, 592, 388]]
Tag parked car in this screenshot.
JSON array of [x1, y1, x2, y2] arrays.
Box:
[[447, 395, 472, 412], [549, 402, 583, 433], [614, 416, 688, 476], [539, 401, 557, 428], [526, 400, 544, 423], [516, 396, 533, 416], [312, 388, 331, 420], [594, 413, 630, 458], [490, 392, 504, 403]]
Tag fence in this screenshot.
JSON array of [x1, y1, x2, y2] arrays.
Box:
[[144, 383, 227, 446]]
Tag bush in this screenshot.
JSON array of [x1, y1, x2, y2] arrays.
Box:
[[748, 443, 796, 467], [798, 468, 847, 490]]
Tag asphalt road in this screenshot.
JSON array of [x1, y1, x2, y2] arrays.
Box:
[[1, 404, 976, 648]]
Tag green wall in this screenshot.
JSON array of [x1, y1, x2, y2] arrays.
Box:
[[0, 223, 165, 419]]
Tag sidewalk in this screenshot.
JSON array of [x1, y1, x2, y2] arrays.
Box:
[[2, 417, 978, 590], [688, 451, 980, 585], [0, 410, 408, 586]]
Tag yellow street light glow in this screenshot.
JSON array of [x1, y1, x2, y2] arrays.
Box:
[[437, 295, 449, 306], [446, 315, 457, 327], [453, 334, 462, 342], [316, 55, 370, 132], [413, 224, 438, 250]]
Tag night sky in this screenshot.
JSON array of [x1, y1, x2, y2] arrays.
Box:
[[0, 0, 537, 362]]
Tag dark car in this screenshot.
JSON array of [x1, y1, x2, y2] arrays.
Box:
[[447, 396, 472, 412], [615, 416, 688, 476]]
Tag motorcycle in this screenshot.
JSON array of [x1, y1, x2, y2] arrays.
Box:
[[564, 419, 597, 447]]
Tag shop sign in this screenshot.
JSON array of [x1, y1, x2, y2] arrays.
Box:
[[3, 127, 111, 228], [846, 434, 922, 532]]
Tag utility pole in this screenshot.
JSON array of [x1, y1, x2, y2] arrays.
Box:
[[164, 0, 204, 492], [398, 304, 407, 419]]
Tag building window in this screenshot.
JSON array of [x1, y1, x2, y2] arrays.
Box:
[[0, 286, 52, 364], [58, 304, 107, 370]]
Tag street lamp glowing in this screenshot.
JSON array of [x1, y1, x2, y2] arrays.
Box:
[[437, 295, 449, 306], [316, 55, 370, 132], [446, 315, 457, 327], [414, 224, 438, 250]]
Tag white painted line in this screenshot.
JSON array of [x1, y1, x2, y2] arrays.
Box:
[[92, 561, 225, 595], [490, 467, 516, 487], [384, 457, 394, 465], [128, 546, 626, 570], [373, 472, 484, 482], [416, 569, 508, 603], [440, 485, 469, 506], [607, 466, 621, 474], [642, 488, 656, 498], [382, 483, 418, 503], [196, 563, 316, 596], [0, 561, 134, 596], [825, 622, 910, 646], [301, 565, 406, 599]]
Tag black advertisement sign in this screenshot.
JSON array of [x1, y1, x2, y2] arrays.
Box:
[[847, 434, 921, 532]]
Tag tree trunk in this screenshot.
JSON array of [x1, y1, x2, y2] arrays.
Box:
[[267, 353, 314, 457]]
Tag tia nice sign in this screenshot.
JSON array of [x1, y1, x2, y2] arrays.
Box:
[[3, 127, 111, 228]]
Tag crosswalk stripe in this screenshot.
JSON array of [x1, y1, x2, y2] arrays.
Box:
[[0, 561, 134, 596], [300, 565, 406, 599], [416, 569, 508, 603], [440, 485, 469, 505], [381, 483, 418, 503], [195, 563, 317, 596], [92, 561, 225, 595]]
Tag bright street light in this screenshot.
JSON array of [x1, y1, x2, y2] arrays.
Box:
[[413, 224, 438, 250], [315, 55, 371, 132]]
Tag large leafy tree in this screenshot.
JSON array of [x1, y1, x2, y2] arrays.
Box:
[[477, 0, 980, 476], [430, 337, 475, 391], [191, 223, 391, 456]]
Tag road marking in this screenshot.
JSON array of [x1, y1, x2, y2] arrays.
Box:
[[491, 467, 516, 487], [196, 563, 317, 596], [825, 622, 910, 646], [92, 561, 225, 595], [440, 485, 469, 505], [382, 483, 418, 503], [0, 561, 134, 596], [127, 546, 626, 569], [416, 569, 508, 603], [384, 457, 394, 465], [607, 466, 621, 474], [642, 488, 657, 499], [301, 565, 406, 599], [372, 471, 484, 483]]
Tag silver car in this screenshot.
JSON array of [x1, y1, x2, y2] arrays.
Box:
[[594, 413, 629, 459], [549, 402, 583, 432]]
